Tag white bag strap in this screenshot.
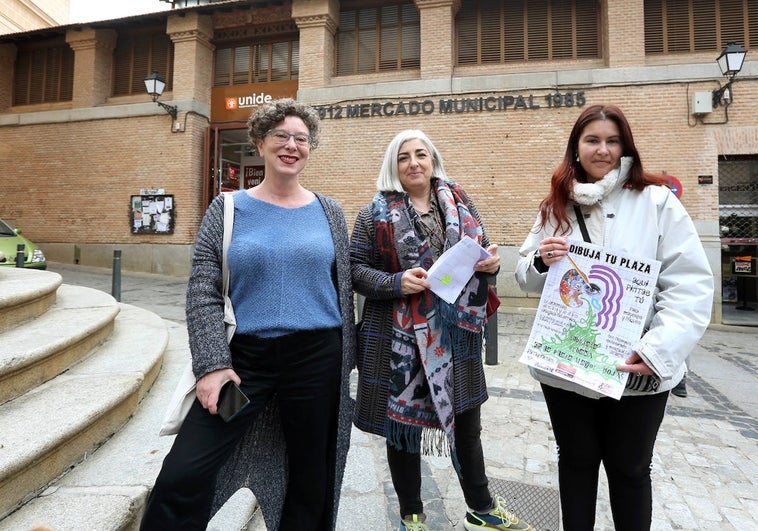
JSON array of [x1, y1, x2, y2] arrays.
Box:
[[222, 193, 237, 341], [222, 192, 234, 294]]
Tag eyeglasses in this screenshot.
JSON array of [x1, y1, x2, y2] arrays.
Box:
[[264, 129, 311, 147]]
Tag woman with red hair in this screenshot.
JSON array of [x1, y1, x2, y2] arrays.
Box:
[[515, 104, 713, 530]]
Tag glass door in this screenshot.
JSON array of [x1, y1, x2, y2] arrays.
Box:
[[204, 124, 264, 205]]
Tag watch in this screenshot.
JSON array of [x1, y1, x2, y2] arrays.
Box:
[[533, 249, 548, 273]]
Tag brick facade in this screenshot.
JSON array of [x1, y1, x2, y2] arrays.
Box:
[[1, 0, 756, 321]]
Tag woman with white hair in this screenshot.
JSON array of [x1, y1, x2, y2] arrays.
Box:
[[350, 130, 531, 531]]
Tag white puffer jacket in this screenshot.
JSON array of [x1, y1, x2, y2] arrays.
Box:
[[515, 162, 714, 398]]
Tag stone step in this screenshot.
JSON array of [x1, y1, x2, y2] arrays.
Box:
[[0, 268, 61, 334], [0, 317, 257, 531], [0, 284, 119, 405], [0, 301, 168, 521]]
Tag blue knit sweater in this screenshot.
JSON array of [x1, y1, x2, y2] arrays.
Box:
[[228, 192, 342, 337]]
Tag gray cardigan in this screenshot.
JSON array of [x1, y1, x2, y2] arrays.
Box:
[[186, 192, 356, 529]]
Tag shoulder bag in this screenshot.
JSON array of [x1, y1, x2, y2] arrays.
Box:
[[159, 193, 236, 436]]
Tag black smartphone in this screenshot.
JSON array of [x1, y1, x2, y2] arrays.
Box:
[[217, 381, 250, 422]]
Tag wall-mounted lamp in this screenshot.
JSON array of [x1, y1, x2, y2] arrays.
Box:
[[712, 42, 747, 109], [144, 71, 178, 120]]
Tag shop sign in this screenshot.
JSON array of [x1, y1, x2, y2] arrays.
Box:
[[242, 156, 264, 188], [313, 91, 587, 120], [211, 80, 298, 122], [733, 256, 754, 275]]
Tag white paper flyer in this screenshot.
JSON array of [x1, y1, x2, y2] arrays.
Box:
[[519, 240, 661, 399], [426, 236, 491, 304]]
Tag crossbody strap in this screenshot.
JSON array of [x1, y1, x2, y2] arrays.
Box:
[[573, 205, 591, 243]]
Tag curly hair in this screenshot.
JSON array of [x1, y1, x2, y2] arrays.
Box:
[[247, 98, 321, 150]]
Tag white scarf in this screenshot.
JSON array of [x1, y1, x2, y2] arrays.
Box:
[[570, 157, 633, 205]]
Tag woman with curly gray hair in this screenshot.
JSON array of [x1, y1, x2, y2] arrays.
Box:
[[141, 98, 355, 530]]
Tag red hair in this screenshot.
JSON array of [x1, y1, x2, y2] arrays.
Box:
[[537, 104, 668, 235]]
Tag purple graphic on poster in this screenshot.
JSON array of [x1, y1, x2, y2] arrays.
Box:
[[588, 265, 623, 332]]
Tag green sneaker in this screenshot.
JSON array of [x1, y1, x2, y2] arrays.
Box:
[[399, 513, 429, 531], [463, 496, 533, 530]]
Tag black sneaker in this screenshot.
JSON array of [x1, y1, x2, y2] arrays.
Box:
[[672, 377, 687, 397]]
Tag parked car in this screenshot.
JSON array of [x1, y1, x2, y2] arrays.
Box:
[[0, 219, 46, 269]]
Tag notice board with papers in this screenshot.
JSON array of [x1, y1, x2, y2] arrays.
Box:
[[130, 193, 175, 234]]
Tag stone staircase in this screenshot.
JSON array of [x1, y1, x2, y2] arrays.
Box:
[[0, 267, 259, 530], [0, 267, 168, 529]]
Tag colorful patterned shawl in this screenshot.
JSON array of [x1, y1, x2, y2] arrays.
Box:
[[371, 178, 488, 459]]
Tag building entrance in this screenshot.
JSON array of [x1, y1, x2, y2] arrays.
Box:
[[719, 155, 758, 326], [205, 125, 263, 205]]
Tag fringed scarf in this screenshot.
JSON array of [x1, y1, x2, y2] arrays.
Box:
[[372, 178, 488, 462]]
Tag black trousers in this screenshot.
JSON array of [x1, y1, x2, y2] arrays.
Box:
[[140, 328, 342, 531], [387, 406, 492, 518], [541, 384, 669, 531]]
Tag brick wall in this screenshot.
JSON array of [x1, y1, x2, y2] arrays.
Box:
[[605, 0, 645, 67], [0, 0, 755, 289], [300, 80, 758, 246], [1, 64, 755, 271], [0, 114, 205, 245]]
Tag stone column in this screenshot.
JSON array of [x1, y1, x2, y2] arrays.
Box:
[[167, 12, 214, 104], [292, 0, 338, 89], [604, 0, 645, 67], [415, 0, 460, 79], [65, 28, 117, 108], [0, 44, 17, 111]]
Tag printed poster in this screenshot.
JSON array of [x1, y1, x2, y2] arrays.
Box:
[[519, 240, 661, 399]]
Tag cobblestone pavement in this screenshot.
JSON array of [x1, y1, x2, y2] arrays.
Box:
[[48, 263, 758, 530]]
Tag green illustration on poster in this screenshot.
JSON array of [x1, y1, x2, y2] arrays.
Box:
[[537, 303, 622, 386]]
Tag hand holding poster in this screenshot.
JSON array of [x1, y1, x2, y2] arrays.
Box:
[[519, 240, 661, 399]]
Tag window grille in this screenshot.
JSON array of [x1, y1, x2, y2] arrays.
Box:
[[719, 156, 758, 303], [13, 39, 74, 105], [720, 157, 758, 244], [644, 0, 757, 54], [214, 38, 299, 86], [336, 1, 420, 75], [456, 0, 600, 65], [113, 27, 173, 96]]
